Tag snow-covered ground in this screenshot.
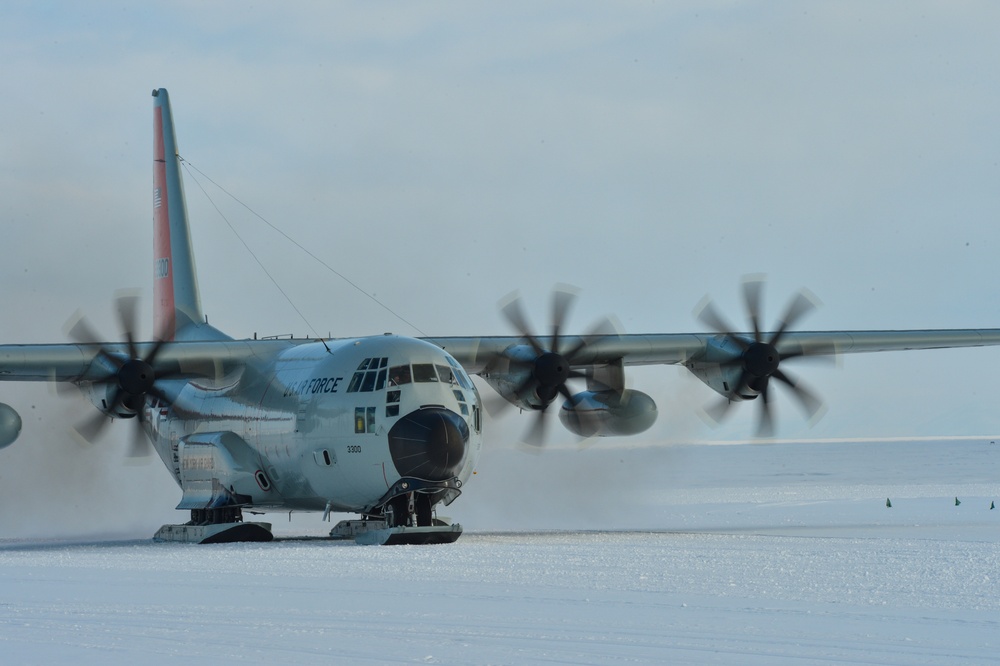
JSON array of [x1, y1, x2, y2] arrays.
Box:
[[2, 438, 999, 664]]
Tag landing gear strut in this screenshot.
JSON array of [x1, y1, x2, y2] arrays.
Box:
[[385, 492, 434, 528], [416, 493, 433, 527], [190, 506, 243, 525], [328, 476, 464, 545]]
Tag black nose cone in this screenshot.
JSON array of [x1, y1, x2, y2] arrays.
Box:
[[388, 408, 469, 481]]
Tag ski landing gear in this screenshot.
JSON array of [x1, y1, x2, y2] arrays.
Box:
[[153, 506, 273, 544], [329, 481, 463, 545]]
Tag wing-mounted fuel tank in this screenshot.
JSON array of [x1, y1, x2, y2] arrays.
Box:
[[175, 431, 275, 510], [559, 389, 657, 437], [0, 402, 21, 449]]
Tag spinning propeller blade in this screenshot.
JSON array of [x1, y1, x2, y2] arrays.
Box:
[[63, 293, 180, 457], [696, 276, 832, 437], [493, 286, 619, 447]]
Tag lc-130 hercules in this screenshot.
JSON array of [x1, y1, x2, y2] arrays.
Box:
[[1, 89, 999, 544]]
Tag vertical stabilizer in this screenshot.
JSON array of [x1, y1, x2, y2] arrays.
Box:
[[152, 89, 225, 341]]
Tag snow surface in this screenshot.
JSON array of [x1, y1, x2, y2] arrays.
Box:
[[2, 438, 999, 664]]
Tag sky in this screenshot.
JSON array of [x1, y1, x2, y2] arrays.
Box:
[[2, 0, 1000, 513]]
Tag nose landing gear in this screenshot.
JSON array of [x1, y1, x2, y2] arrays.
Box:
[[328, 477, 464, 545], [385, 491, 434, 528]]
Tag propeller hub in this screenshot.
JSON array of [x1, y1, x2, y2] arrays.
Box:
[[534, 352, 570, 391], [743, 342, 780, 378], [118, 359, 156, 396]]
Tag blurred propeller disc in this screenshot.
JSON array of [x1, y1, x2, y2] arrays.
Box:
[[493, 286, 620, 447], [696, 276, 832, 437], [63, 292, 179, 457]]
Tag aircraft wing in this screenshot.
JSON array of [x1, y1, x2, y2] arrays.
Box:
[[3, 329, 998, 383], [2, 328, 999, 446], [0, 340, 290, 383], [425, 328, 1000, 373]]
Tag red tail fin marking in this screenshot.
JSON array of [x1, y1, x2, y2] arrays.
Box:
[[153, 106, 175, 341]]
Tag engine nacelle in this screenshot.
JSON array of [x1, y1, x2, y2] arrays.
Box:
[[479, 344, 547, 411], [0, 402, 22, 449], [559, 389, 657, 437], [683, 336, 759, 401], [684, 360, 757, 401], [78, 380, 141, 419]]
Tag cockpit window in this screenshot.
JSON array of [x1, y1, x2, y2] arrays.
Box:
[[383, 361, 469, 388], [360, 370, 378, 392], [446, 356, 474, 390], [347, 373, 364, 393], [435, 365, 455, 385], [348, 357, 390, 393], [389, 365, 411, 386], [412, 364, 438, 382]]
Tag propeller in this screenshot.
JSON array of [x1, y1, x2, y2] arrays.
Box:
[[491, 286, 619, 447], [695, 276, 831, 437], [65, 293, 177, 457]]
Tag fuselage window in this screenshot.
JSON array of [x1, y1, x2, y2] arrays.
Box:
[[452, 388, 469, 417], [355, 406, 377, 433], [386, 404, 400, 418], [412, 364, 437, 383], [389, 365, 411, 386]]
